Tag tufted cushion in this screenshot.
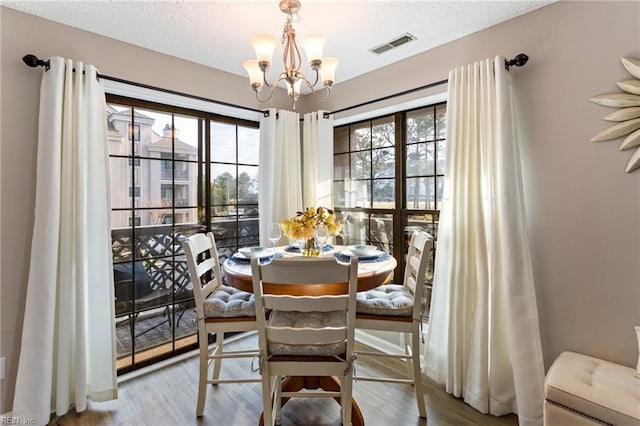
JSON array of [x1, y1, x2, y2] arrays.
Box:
[[545, 351, 640, 425], [203, 285, 256, 318], [356, 284, 414, 316], [267, 310, 346, 356]]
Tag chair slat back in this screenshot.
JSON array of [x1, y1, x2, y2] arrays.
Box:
[[183, 232, 223, 319], [263, 295, 348, 312], [251, 257, 358, 353], [403, 231, 434, 317]]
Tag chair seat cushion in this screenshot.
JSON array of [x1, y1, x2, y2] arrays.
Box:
[[356, 284, 413, 316], [203, 285, 255, 318], [267, 310, 346, 356], [545, 351, 640, 425]]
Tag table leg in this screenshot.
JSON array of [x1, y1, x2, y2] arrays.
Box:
[[258, 376, 364, 426]]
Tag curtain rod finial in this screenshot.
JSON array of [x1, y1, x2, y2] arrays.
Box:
[[22, 54, 50, 71], [505, 53, 529, 71]]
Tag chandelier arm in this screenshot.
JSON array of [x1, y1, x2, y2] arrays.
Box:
[[262, 70, 274, 88], [255, 74, 287, 103], [309, 85, 332, 102]]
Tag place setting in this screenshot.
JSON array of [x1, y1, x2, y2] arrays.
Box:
[[334, 244, 390, 263]]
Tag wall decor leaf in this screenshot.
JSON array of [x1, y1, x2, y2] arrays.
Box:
[[624, 147, 640, 172], [621, 57, 640, 80], [590, 117, 640, 142], [603, 106, 640, 122], [616, 80, 640, 95], [620, 128, 640, 150], [590, 93, 640, 108]]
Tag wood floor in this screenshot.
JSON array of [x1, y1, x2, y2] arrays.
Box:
[[48, 333, 519, 426]]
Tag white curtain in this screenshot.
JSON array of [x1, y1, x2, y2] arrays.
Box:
[[258, 108, 302, 246], [13, 57, 117, 425], [302, 111, 333, 208], [423, 56, 544, 426]]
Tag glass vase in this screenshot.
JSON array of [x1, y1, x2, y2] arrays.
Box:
[[301, 237, 321, 257]]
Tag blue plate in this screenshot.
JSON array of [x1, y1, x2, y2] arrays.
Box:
[[333, 251, 390, 263], [230, 252, 284, 265]]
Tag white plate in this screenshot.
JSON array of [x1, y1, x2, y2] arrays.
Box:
[[238, 246, 267, 258], [341, 248, 384, 259], [347, 244, 378, 256]]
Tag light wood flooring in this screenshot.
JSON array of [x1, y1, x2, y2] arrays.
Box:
[[48, 333, 519, 426]]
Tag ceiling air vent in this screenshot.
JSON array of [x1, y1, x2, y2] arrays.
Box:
[[369, 33, 417, 55]]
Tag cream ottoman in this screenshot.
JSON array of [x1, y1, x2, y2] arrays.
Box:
[[544, 351, 640, 425]]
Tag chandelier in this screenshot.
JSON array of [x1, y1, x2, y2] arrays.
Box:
[[243, 0, 338, 109]]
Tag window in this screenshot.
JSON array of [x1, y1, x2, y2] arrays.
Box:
[[128, 123, 140, 141], [333, 102, 446, 320], [107, 96, 259, 374]]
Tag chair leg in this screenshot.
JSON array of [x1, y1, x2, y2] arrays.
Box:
[[274, 375, 283, 425], [403, 332, 414, 378], [261, 366, 274, 426], [411, 324, 426, 418], [211, 331, 224, 382], [196, 328, 209, 417], [342, 373, 353, 426]]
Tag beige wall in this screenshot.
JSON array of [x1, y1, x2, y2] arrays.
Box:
[[2, 0, 639, 414], [307, 0, 640, 371]]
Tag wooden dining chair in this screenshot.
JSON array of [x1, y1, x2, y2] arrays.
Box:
[[251, 256, 358, 426], [182, 232, 260, 417], [354, 231, 433, 418]]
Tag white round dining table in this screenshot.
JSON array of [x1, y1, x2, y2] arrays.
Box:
[[222, 245, 397, 295]]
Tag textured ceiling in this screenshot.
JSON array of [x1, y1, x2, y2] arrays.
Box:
[[4, 0, 553, 87]]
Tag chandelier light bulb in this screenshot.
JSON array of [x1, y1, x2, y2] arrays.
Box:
[[243, 60, 264, 90], [300, 34, 325, 69], [320, 57, 339, 86], [250, 34, 278, 67]]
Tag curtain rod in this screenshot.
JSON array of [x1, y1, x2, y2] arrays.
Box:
[[323, 53, 529, 118], [23, 53, 528, 120], [22, 54, 268, 117]]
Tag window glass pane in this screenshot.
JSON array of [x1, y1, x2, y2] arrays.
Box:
[[372, 179, 394, 209], [333, 181, 347, 207], [405, 177, 437, 210], [238, 165, 259, 205], [211, 164, 236, 208], [406, 142, 435, 177], [211, 121, 236, 163], [107, 104, 133, 157], [111, 225, 133, 261], [351, 151, 371, 179], [351, 124, 371, 150], [173, 208, 198, 225], [436, 140, 446, 175], [406, 107, 435, 143], [334, 153, 349, 180], [351, 180, 371, 208], [110, 157, 132, 209], [334, 126, 349, 153], [372, 147, 394, 178], [436, 104, 447, 140], [371, 116, 394, 148], [436, 176, 445, 210], [173, 114, 199, 151], [238, 126, 259, 165], [370, 214, 393, 252], [134, 109, 172, 159]]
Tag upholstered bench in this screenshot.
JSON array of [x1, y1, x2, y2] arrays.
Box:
[[544, 351, 640, 425]]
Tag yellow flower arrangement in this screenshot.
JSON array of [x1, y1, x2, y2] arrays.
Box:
[[281, 206, 342, 240]]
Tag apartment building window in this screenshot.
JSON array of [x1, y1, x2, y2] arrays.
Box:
[[333, 101, 446, 320], [107, 95, 260, 374]]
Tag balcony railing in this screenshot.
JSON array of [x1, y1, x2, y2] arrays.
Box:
[[111, 218, 260, 371]]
